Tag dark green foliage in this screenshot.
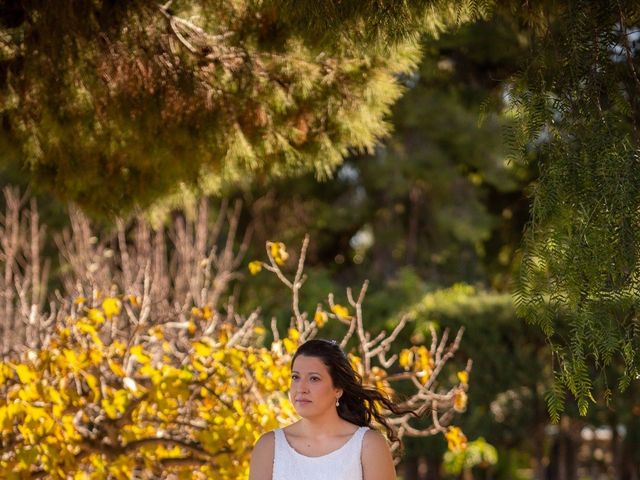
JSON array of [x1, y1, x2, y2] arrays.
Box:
[[511, 0, 640, 417]]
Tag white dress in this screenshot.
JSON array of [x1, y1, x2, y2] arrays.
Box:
[[272, 426, 369, 480]]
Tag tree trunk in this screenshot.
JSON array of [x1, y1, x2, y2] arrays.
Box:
[[402, 458, 419, 480], [425, 456, 441, 480], [619, 414, 640, 480], [532, 423, 546, 480], [610, 412, 620, 479], [546, 416, 578, 480]]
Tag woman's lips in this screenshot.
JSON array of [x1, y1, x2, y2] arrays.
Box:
[[295, 399, 311, 405]]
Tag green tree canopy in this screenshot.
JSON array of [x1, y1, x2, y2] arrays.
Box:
[[0, 0, 484, 217]]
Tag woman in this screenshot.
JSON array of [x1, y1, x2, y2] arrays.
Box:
[[249, 339, 411, 480]]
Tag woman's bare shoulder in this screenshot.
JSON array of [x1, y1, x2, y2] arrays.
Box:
[[361, 430, 396, 480], [363, 430, 389, 448], [249, 431, 275, 480], [254, 430, 275, 448]]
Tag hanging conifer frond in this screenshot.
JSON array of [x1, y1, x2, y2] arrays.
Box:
[[511, 0, 640, 417]]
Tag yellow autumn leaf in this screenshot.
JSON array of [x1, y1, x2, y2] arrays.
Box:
[[87, 308, 105, 324], [88, 347, 103, 364], [148, 325, 164, 341], [415, 346, 434, 376], [398, 349, 413, 370], [416, 369, 431, 385], [212, 350, 225, 362], [101, 400, 116, 420], [102, 297, 121, 319], [287, 328, 300, 342], [248, 261, 263, 275], [76, 321, 103, 347], [48, 387, 63, 405], [111, 340, 126, 355], [233, 399, 244, 415], [283, 338, 297, 354], [126, 294, 140, 307], [0, 363, 13, 384], [453, 389, 467, 412], [101, 390, 129, 420], [15, 364, 37, 384], [268, 242, 289, 265], [108, 359, 125, 377], [130, 345, 151, 365], [187, 321, 196, 335], [330, 304, 350, 319], [194, 342, 212, 357], [76, 320, 96, 335], [457, 370, 469, 386], [314, 310, 328, 327], [63, 349, 80, 371], [445, 426, 468, 453], [192, 359, 207, 375], [61, 414, 76, 438], [84, 373, 100, 400], [348, 353, 360, 365]]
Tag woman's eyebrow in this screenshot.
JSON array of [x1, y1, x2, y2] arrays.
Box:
[[291, 370, 322, 375]]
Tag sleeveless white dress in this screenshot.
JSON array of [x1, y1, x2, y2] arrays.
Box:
[[272, 426, 368, 480]]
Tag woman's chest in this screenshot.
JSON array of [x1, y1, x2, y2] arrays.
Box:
[[286, 434, 353, 457]]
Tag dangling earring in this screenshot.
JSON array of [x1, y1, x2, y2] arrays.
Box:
[[336, 398, 340, 407]]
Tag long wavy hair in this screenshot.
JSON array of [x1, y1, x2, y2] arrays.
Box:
[[292, 339, 417, 446]]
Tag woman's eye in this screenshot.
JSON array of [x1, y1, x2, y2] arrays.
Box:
[[310, 377, 320, 382], [291, 374, 299, 380]]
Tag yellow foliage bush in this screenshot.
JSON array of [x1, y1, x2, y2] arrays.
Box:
[[0, 299, 298, 479]]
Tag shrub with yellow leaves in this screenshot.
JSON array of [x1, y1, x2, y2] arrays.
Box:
[[0, 298, 299, 479], [0, 192, 299, 478]]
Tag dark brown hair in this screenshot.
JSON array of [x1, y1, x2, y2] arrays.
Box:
[[292, 338, 417, 446]]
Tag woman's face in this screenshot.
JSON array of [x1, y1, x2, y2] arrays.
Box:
[[290, 355, 342, 417]]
